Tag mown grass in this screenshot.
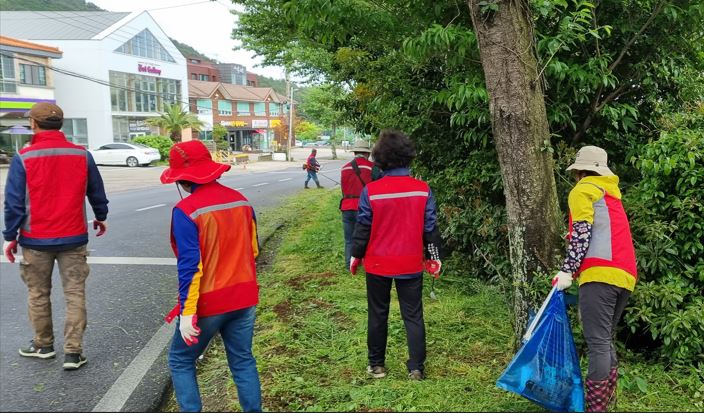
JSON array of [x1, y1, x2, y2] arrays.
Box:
[[165, 189, 703, 412]]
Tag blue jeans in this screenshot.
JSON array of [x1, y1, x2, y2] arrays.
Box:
[[342, 210, 358, 268], [305, 170, 320, 187], [168, 306, 261, 412]]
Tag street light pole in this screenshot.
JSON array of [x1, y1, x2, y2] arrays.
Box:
[[287, 81, 295, 162]]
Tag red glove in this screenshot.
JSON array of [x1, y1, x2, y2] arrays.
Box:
[[350, 257, 362, 275], [93, 220, 107, 237], [4, 240, 18, 263], [424, 260, 442, 279]]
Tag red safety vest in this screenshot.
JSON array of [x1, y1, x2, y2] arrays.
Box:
[[364, 176, 429, 276], [166, 182, 259, 321], [340, 157, 374, 211], [18, 130, 88, 242], [568, 186, 638, 282]]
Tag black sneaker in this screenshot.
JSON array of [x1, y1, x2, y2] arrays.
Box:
[[63, 353, 87, 370], [366, 365, 386, 378], [408, 369, 425, 380], [18, 341, 56, 359]]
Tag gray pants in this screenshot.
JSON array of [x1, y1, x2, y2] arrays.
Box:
[[579, 282, 630, 381]]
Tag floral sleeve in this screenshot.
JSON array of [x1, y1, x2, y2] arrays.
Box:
[[560, 220, 592, 274]]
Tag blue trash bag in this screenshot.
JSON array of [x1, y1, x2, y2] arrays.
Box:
[[496, 289, 585, 412]]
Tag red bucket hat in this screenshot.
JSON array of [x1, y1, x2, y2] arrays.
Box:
[[160, 140, 231, 184]]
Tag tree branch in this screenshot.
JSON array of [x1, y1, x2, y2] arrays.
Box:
[[608, 0, 667, 72]]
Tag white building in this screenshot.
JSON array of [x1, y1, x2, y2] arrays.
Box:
[[0, 11, 189, 148]]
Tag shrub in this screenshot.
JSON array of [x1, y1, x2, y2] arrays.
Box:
[[132, 135, 174, 160], [622, 109, 704, 363]]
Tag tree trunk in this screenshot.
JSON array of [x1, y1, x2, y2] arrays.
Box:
[[467, 0, 562, 346], [331, 122, 338, 160], [171, 129, 182, 143]]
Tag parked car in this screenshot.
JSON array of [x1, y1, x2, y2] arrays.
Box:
[[89, 143, 161, 167]]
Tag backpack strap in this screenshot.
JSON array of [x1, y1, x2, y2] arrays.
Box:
[[350, 158, 368, 187]]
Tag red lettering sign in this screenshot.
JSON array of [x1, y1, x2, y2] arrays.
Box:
[[137, 64, 162, 76]]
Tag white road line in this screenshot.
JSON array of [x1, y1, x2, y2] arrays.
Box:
[[252, 182, 269, 187], [278, 178, 293, 182], [135, 203, 166, 212], [235, 187, 245, 190], [92, 322, 175, 412]]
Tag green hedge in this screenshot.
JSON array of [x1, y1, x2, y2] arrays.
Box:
[[132, 135, 173, 160]]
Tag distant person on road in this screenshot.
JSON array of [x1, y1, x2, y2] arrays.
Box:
[[349, 130, 442, 381], [161, 140, 262, 412], [304, 148, 322, 189], [2, 102, 109, 371], [552, 146, 637, 412], [339, 139, 377, 268]]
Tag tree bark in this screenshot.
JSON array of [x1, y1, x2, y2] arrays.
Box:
[[331, 122, 338, 160], [468, 0, 562, 346]]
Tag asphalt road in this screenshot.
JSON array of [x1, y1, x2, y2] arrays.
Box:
[[0, 159, 345, 412]]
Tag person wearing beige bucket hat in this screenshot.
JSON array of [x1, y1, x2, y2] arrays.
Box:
[[554, 145, 637, 412], [160, 140, 262, 412]]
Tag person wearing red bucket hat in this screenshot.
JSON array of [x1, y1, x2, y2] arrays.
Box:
[[161, 140, 262, 412]]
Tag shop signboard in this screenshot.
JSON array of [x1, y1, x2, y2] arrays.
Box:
[[252, 119, 268, 128], [221, 120, 248, 128], [128, 119, 151, 132], [269, 119, 282, 127]]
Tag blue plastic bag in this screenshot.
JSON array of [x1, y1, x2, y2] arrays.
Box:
[[496, 288, 585, 412]]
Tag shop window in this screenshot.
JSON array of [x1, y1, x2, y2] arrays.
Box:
[[114, 29, 176, 63], [218, 100, 232, 116], [62, 118, 88, 147], [0, 54, 17, 92], [199, 74, 209, 81], [269, 103, 280, 116], [197, 99, 212, 115], [253, 102, 266, 116], [237, 102, 251, 116], [19, 64, 46, 86]]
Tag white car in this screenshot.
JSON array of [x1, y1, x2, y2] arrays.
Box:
[[89, 143, 161, 167]]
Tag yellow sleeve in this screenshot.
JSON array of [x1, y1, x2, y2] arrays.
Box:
[[182, 262, 203, 316], [568, 183, 604, 224]]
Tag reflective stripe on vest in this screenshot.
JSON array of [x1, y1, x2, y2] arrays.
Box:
[[369, 191, 429, 201], [190, 200, 251, 220]]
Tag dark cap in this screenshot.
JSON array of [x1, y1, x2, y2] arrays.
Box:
[[26, 102, 63, 122]]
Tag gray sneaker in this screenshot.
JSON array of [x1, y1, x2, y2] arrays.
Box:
[[366, 365, 386, 378], [63, 353, 87, 370], [19, 340, 56, 359], [408, 369, 425, 380]]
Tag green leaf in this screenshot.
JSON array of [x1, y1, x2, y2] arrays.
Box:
[[635, 376, 648, 394]]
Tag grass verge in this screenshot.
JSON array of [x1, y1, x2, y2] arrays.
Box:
[[164, 189, 702, 412]]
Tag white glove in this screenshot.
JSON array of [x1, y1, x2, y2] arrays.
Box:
[[552, 271, 573, 291], [179, 314, 201, 346]]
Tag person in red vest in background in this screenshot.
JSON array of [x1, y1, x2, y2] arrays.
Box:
[[349, 130, 442, 381], [552, 146, 637, 412], [3, 102, 108, 371], [161, 140, 261, 412], [304, 148, 322, 189], [339, 139, 378, 268]]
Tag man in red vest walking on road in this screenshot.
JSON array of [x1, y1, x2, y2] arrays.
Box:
[[161, 140, 261, 412], [349, 130, 442, 381], [339, 139, 377, 268], [3, 102, 109, 371]]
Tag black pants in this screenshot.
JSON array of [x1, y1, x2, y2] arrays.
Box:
[[579, 282, 631, 381], [366, 273, 426, 372]]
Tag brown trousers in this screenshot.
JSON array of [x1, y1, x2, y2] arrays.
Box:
[[19, 245, 90, 354]]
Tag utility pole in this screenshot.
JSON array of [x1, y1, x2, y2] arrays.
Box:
[[286, 73, 295, 162]]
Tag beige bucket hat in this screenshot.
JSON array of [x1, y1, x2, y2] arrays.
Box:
[[350, 139, 372, 153], [566, 145, 614, 176]]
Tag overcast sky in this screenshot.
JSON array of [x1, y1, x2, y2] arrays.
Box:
[[91, 0, 286, 79]]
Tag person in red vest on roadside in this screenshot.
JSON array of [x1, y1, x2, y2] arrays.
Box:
[[552, 146, 637, 412], [3, 102, 109, 371], [304, 148, 322, 188], [339, 139, 378, 268], [161, 140, 261, 412], [349, 130, 442, 381]]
